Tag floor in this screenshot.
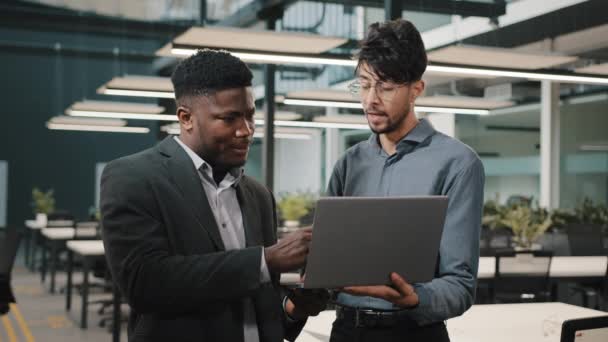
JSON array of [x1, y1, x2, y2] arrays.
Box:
[[0, 253, 128, 342]]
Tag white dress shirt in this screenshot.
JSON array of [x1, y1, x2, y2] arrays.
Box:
[[174, 136, 270, 342]]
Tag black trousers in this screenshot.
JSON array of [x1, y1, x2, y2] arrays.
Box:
[[330, 317, 451, 342]]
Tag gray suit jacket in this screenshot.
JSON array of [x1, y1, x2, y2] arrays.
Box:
[[101, 137, 304, 342]]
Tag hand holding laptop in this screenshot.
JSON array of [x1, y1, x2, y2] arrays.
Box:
[[342, 272, 420, 308]]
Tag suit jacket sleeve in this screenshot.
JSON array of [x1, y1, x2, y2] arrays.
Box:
[[0, 275, 15, 304], [264, 189, 306, 341], [101, 159, 265, 315]]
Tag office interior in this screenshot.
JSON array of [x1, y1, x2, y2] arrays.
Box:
[[0, 0, 607, 341]]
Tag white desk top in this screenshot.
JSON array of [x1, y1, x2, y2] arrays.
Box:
[[25, 220, 44, 230], [292, 303, 608, 342], [477, 256, 607, 279], [448, 303, 607, 342], [66, 240, 105, 256], [550, 256, 608, 277], [41, 227, 98, 240], [41, 227, 77, 239]]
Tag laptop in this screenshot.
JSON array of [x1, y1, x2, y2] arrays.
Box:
[[303, 196, 448, 289], [561, 316, 608, 342]]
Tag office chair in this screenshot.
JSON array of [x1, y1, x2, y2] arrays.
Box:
[[565, 223, 606, 309], [493, 250, 553, 303]]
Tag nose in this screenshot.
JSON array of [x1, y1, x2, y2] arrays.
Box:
[[235, 117, 254, 137], [363, 86, 380, 107]]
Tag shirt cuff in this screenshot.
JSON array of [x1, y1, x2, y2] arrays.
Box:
[[404, 283, 433, 325], [260, 247, 271, 283]]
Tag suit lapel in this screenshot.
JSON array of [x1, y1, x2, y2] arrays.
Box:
[[235, 180, 264, 247], [159, 137, 225, 251]]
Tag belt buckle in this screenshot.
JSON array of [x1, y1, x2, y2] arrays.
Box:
[[355, 309, 381, 328]]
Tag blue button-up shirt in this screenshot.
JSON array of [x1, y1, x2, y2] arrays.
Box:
[[326, 118, 485, 326]]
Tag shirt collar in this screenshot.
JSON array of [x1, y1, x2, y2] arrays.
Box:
[[368, 117, 436, 153], [173, 136, 244, 186]]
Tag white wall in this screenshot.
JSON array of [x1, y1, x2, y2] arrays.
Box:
[[0, 161, 7, 226]]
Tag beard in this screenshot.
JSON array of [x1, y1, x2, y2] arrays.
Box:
[[368, 107, 410, 135]]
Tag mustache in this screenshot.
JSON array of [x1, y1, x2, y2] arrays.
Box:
[[365, 110, 386, 115]]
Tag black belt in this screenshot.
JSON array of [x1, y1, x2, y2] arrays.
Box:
[[335, 305, 420, 329]]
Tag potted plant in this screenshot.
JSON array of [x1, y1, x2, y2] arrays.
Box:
[[277, 192, 313, 228], [500, 204, 552, 250], [31, 187, 55, 225]]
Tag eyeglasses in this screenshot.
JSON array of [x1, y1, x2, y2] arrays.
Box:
[[348, 79, 408, 102]]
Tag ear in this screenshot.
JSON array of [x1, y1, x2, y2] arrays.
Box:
[[177, 106, 193, 131], [410, 80, 425, 102]]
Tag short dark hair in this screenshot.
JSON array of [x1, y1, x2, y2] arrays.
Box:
[[355, 19, 427, 84], [171, 48, 253, 100]]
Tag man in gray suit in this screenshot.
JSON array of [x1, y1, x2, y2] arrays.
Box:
[[101, 49, 325, 342]]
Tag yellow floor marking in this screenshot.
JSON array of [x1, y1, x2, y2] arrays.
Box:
[[10, 304, 35, 342], [1, 315, 17, 342]]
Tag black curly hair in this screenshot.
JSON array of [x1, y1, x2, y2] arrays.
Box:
[[355, 19, 427, 84], [171, 48, 253, 101]]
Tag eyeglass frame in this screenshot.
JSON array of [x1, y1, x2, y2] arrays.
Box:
[[347, 78, 410, 102]]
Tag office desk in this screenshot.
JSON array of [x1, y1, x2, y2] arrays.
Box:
[[65, 240, 105, 330], [476, 256, 608, 278], [293, 303, 608, 342], [40, 227, 98, 293]]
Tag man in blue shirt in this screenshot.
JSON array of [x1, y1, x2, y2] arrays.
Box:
[[327, 19, 485, 342]]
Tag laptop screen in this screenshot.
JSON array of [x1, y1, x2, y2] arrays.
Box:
[[561, 316, 608, 342], [573, 326, 608, 342]]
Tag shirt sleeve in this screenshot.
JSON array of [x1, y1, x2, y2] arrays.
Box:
[[404, 158, 485, 325], [260, 247, 271, 283], [326, 157, 345, 196]]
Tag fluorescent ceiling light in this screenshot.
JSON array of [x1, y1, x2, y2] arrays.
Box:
[[170, 26, 347, 55], [281, 98, 490, 115], [426, 64, 608, 85], [97, 76, 175, 98], [47, 115, 150, 133], [69, 100, 164, 113], [66, 100, 170, 121], [47, 116, 149, 133], [416, 106, 489, 115], [253, 132, 312, 140], [47, 123, 150, 133], [165, 48, 608, 85], [416, 96, 514, 109], [163, 119, 369, 132], [100, 88, 175, 98], [162, 123, 317, 138], [314, 114, 367, 125], [48, 115, 127, 126], [170, 49, 355, 67], [254, 119, 369, 130], [283, 98, 362, 109], [67, 109, 177, 121]]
